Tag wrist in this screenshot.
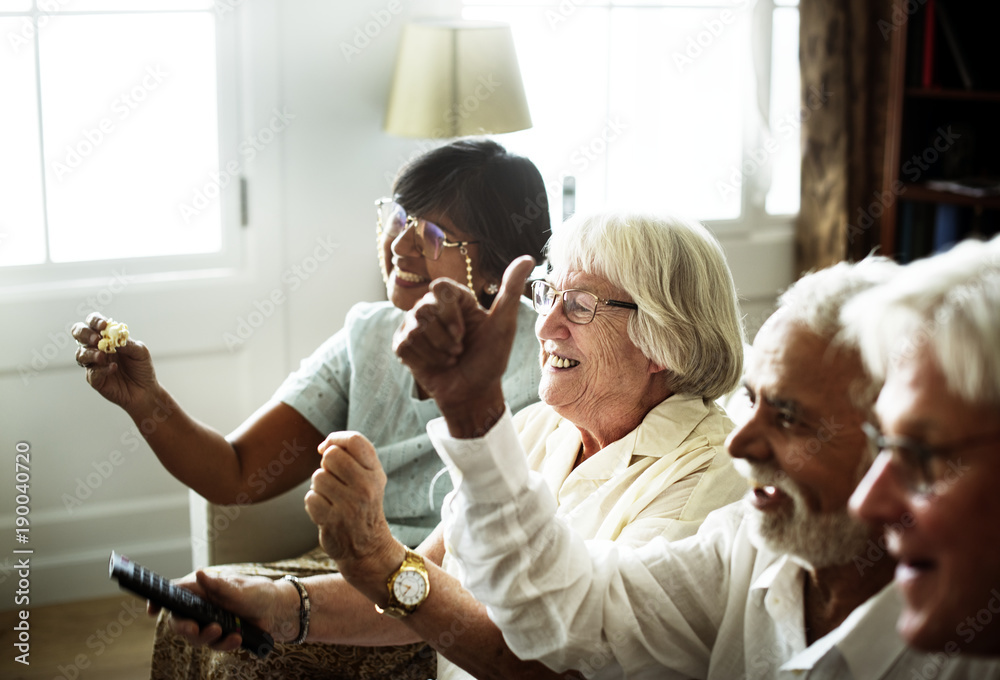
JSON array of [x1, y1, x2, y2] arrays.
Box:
[[437, 388, 506, 439], [124, 382, 169, 421], [339, 541, 408, 606], [278, 575, 310, 644]]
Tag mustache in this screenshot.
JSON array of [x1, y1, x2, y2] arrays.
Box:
[[731, 458, 800, 499]]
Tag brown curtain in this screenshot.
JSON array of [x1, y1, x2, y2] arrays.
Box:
[[797, 0, 895, 274]]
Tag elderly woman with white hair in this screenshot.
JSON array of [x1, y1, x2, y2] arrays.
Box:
[[173, 211, 748, 679]]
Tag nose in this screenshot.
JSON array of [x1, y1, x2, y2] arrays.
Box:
[[726, 404, 773, 464], [535, 294, 571, 341], [390, 221, 421, 258], [849, 452, 909, 527]]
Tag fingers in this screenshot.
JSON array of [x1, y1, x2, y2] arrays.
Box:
[[317, 431, 378, 469], [393, 281, 482, 371], [490, 256, 536, 324], [426, 278, 471, 342], [311, 435, 386, 505], [166, 614, 241, 652]]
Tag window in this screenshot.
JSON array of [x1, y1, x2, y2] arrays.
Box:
[[0, 0, 239, 284], [462, 0, 800, 229]]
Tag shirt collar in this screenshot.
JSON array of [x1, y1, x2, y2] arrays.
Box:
[[562, 394, 713, 484], [750, 553, 808, 651], [779, 582, 906, 679]]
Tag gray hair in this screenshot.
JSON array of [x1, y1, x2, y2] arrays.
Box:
[[546, 211, 744, 401], [842, 235, 1000, 408], [770, 256, 899, 415], [778, 257, 900, 339]]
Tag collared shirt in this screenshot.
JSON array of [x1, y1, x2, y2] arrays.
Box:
[[431, 406, 1000, 679], [437, 395, 747, 680]]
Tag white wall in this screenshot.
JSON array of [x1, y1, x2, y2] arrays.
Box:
[[0, 0, 790, 608]]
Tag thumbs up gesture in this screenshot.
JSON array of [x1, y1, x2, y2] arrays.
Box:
[[393, 256, 535, 438]]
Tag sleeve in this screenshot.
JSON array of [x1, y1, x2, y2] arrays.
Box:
[[271, 304, 377, 436], [429, 410, 733, 679]]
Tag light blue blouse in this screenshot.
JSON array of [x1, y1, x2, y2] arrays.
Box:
[[273, 299, 542, 547]]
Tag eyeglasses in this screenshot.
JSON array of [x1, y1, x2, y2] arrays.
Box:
[[530, 280, 638, 325], [375, 198, 478, 261], [862, 422, 998, 496]]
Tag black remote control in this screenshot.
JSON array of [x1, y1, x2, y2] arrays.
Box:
[[108, 551, 275, 659]]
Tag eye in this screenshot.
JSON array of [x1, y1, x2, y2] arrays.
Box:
[[775, 407, 798, 429]]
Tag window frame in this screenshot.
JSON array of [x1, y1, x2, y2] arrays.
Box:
[[0, 1, 245, 294], [462, 0, 800, 237]]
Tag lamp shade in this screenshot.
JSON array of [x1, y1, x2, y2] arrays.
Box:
[[383, 20, 532, 139]]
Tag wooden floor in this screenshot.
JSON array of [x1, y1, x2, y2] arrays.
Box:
[[0, 594, 156, 680]]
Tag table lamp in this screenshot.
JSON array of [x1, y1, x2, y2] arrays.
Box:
[[383, 20, 532, 139]]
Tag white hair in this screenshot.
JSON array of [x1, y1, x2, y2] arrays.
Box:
[[842, 235, 1000, 408], [777, 257, 900, 339], [546, 210, 744, 401]]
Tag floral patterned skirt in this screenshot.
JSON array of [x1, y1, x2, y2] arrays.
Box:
[[149, 547, 436, 680]]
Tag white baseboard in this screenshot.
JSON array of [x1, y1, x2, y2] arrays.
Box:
[[1, 494, 192, 607]]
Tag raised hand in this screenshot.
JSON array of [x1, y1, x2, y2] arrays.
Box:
[[393, 256, 535, 436], [305, 432, 401, 581], [72, 312, 157, 410]]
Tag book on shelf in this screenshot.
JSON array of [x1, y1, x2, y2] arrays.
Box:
[[932, 203, 970, 253], [896, 201, 935, 263], [922, 0, 937, 88], [925, 178, 1000, 197]]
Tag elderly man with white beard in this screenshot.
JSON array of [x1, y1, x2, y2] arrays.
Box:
[[398, 255, 1000, 679]]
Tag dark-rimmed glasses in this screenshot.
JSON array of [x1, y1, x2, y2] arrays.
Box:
[[862, 422, 998, 496], [531, 280, 638, 325], [375, 198, 478, 261]]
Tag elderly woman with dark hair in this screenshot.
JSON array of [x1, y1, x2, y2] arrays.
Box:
[[73, 139, 550, 679], [199, 210, 748, 680]]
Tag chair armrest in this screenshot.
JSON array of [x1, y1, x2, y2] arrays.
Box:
[[189, 480, 318, 568]]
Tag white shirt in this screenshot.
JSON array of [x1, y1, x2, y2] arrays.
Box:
[[436, 395, 747, 680], [431, 406, 1000, 680]]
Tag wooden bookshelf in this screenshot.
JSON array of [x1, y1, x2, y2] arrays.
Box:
[[879, 0, 1000, 262]]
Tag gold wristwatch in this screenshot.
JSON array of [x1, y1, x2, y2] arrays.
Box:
[[374, 548, 430, 619]]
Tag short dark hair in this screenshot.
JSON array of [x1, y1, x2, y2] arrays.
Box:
[[392, 139, 550, 282]]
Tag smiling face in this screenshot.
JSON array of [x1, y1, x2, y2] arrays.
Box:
[[535, 268, 669, 448], [383, 209, 490, 311], [849, 344, 1000, 654], [727, 312, 874, 567]]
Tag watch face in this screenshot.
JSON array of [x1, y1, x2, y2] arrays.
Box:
[[392, 568, 428, 607]]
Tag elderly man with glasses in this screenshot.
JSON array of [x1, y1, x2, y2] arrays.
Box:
[[384, 244, 1000, 678], [847, 235, 1000, 658]]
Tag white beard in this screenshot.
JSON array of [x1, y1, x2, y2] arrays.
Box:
[[733, 458, 871, 569]]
